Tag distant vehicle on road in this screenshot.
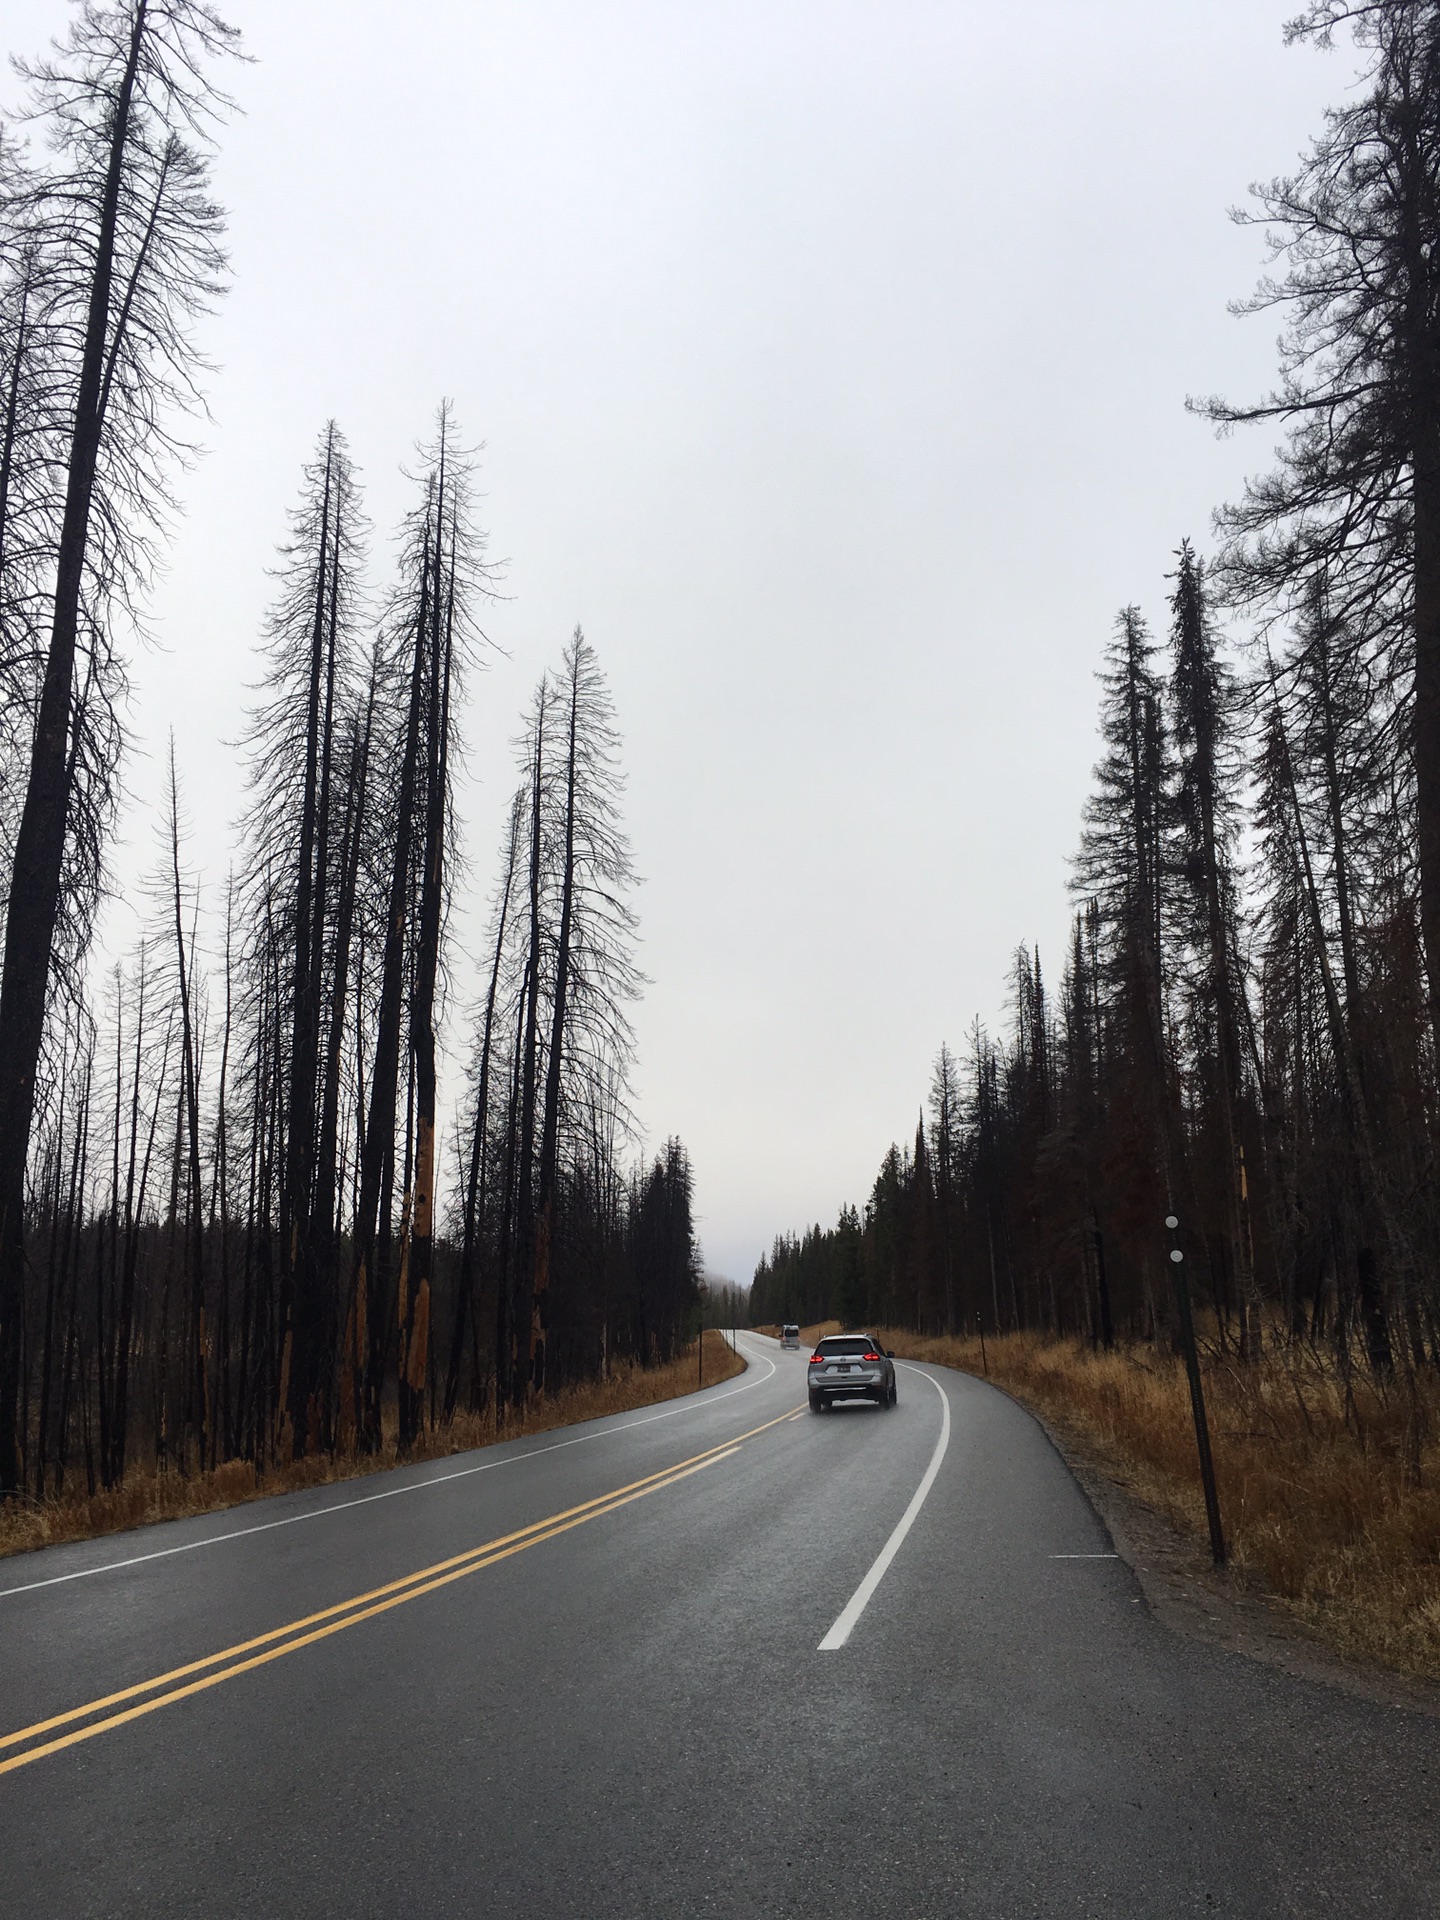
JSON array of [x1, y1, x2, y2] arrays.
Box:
[[780, 1324, 800, 1349], [808, 1334, 896, 1412]]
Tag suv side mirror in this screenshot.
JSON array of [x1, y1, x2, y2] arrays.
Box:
[[886, 1348, 895, 1359]]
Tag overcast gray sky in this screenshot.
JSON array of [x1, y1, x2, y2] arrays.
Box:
[[10, 0, 1345, 1281]]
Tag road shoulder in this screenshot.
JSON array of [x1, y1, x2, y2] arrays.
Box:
[[1011, 1385, 1440, 1718], [0, 1333, 749, 1567]]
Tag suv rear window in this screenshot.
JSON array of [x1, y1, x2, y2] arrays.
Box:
[[817, 1337, 873, 1355]]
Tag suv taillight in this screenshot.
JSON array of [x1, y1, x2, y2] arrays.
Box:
[[862, 1351, 880, 1361], [809, 1353, 824, 1365]]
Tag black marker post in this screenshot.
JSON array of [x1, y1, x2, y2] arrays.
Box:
[[1166, 1212, 1226, 1568]]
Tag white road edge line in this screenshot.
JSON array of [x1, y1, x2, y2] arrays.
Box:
[[1050, 1553, 1118, 1559], [817, 1363, 951, 1653], [0, 1338, 775, 1601]]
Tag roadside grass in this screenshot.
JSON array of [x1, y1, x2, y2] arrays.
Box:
[[874, 1326, 1440, 1682], [0, 1330, 746, 1563]]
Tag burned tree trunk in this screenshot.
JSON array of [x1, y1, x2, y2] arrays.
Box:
[[0, 0, 237, 1494], [399, 509, 453, 1449]]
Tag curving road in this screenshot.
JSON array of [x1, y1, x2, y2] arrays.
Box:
[[0, 1334, 1436, 1917]]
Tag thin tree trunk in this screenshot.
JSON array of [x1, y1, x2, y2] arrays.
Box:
[[327, 709, 371, 1449], [167, 753, 208, 1469], [511, 697, 548, 1407], [0, 1, 148, 1494], [214, 880, 235, 1460], [352, 524, 432, 1451], [282, 435, 334, 1455], [446, 801, 521, 1420], [401, 502, 452, 1449], [531, 644, 581, 1396]]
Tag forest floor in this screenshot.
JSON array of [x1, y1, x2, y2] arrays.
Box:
[[0, 1330, 747, 1563], [759, 1321, 1440, 1694]]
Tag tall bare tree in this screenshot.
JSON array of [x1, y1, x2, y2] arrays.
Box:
[[0, 0, 238, 1493], [1197, 0, 1440, 1061]]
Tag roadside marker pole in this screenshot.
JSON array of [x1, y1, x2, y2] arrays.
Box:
[[1166, 1213, 1226, 1567]]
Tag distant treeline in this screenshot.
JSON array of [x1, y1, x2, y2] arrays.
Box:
[[755, 7, 1440, 1415], [699, 1278, 750, 1330], [0, 4, 699, 1500]]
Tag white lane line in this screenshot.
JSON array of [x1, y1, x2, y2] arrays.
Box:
[[0, 1345, 777, 1601], [817, 1364, 951, 1653], [1051, 1553, 1117, 1560]]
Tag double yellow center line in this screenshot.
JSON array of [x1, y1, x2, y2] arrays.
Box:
[[1, 1404, 804, 1778]]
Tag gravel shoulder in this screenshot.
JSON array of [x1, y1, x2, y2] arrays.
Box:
[[1014, 1386, 1440, 1720]]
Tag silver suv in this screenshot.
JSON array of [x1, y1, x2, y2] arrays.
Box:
[[808, 1334, 897, 1412]]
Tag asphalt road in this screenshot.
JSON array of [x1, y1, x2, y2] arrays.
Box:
[[1, 1334, 1436, 1918]]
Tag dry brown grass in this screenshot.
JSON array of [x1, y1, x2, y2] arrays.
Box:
[[878, 1326, 1440, 1681], [0, 1331, 746, 1564]]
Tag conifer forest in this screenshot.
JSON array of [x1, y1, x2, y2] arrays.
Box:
[[753, 4, 1440, 1458], [0, 2, 701, 1503], [9, 11, 1440, 1913]]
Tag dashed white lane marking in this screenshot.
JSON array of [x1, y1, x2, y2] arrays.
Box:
[[817, 1363, 951, 1653], [0, 1340, 777, 1601], [1051, 1553, 1118, 1559]]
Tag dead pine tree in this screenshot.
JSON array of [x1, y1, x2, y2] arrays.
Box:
[[1168, 542, 1257, 1352], [349, 562, 433, 1450], [326, 693, 376, 1450], [481, 630, 640, 1408], [0, 0, 239, 1496], [161, 746, 209, 1469], [352, 410, 489, 1455], [399, 486, 455, 1449], [529, 639, 584, 1398], [1197, 2, 1440, 1071], [1073, 606, 1176, 1343], [444, 792, 523, 1422], [238, 421, 368, 1457], [504, 678, 550, 1414]]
